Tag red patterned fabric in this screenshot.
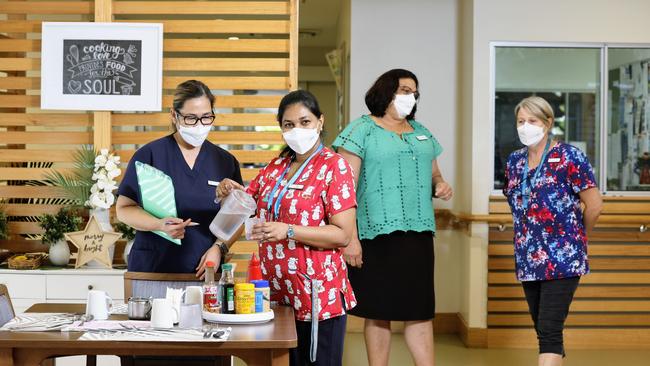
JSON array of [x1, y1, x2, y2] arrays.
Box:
[[246, 147, 357, 321]]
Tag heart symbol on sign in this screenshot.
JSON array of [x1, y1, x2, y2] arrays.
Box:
[[68, 80, 82, 93]]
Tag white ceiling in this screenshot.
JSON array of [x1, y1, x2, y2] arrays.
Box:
[[298, 0, 344, 48]]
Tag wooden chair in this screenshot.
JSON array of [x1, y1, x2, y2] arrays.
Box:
[[1, 284, 56, 366], [121, 272, 228, 366], [0, 284, 15, 327], [124, 271, 206, 300]]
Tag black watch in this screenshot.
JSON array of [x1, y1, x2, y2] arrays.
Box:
[[215, 241, 229, 257]]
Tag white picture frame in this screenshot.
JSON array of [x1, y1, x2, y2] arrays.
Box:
[[41, 22, 163, 111]]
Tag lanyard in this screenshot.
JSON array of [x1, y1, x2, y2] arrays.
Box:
[[521, 137, 552, 212], [266, 144, 324, 220]]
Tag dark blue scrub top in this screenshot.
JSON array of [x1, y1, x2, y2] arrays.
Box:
[[117, 134, 243, 273]]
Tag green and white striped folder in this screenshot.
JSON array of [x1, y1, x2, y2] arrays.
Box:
[[135, 161, 181, 245]]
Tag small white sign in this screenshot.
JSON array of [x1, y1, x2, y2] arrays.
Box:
[[41, 22, 163, 111]]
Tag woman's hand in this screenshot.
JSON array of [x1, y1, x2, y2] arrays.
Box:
[[195, 244, 221, 279], [434, 181, 453, 201], [251, 221, 289, 242], [158, 217, 192, 239], [216, 178, 245, 200], [343, 237, 363, 268]]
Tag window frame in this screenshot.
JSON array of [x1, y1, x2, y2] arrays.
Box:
[[490, 41, 650, 196]]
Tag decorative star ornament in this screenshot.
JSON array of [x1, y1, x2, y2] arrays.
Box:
[[64, 215, 121, 268]]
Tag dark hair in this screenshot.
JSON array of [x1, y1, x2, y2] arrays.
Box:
[[365, 69, 419, 119], [171, 80, 215, 132], [277, 90, 323, 159]]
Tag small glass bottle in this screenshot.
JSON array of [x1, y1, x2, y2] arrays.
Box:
[[220, 263, 236, 314], [203, 261, 220, 313]]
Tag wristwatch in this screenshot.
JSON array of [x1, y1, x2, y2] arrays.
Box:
[[215, 241, 229, 257], [287, 224, 295, 239]]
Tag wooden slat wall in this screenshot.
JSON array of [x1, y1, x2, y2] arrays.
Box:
[[488, 196, 650, 348], [0, 0, 297, 278]]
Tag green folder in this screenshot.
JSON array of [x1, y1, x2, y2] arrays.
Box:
[[135, 161, 181, 245]]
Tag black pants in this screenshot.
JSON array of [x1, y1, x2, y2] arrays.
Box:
[[290, 315, 347, 366], [522, 276, 580, 356]]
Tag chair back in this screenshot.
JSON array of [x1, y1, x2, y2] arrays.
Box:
[[0, 284, 15, 327], [124, 272, 205, 299]]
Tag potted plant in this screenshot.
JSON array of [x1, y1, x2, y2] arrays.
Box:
[[39, 208, 82, 266], [45, 145, 96, 209], [114, 221, 136, 264], [46, 146, 121, 267], [0, 210, 8, 240]]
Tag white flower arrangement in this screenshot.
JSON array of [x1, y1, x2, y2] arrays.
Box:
[[87, 149, 121, 209]]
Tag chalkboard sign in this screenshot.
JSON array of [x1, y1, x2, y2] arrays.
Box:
[[41, 22, 162, 111], [63, 40, 142, 96]]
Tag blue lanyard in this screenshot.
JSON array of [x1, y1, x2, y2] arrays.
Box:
[[266, 144, 324, 220], [521, 137, 552, 212]]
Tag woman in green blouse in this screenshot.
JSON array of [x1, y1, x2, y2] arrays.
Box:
[[333, 69, 452, 366]]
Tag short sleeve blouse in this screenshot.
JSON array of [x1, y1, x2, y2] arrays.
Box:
[[503, 142, 597, 281], [332, 115, 443, 240], [245, 147, 358, 321]]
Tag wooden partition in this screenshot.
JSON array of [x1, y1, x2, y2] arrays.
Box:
[[487, 196, 650, 348], [0, 0, 298, 278]]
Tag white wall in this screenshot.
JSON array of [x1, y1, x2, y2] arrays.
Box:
[[457, 0, 650, 328], [471, 0, 650, 214], [348, 0, 461, 315], [349, 0, 458, 211], [346, 0, 650, 329]]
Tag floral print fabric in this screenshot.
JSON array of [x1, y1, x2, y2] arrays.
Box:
[[503, 142, 597, 281]]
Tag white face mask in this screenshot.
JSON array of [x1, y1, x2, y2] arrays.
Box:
[[393, 93, 417, 119], [282, 127, 320, 155], [178, 123, 211, 147], [517, 122, 546, 146]]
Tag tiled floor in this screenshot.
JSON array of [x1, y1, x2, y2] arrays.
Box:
[[341, 333, 650, 366], [55, 331, 650, 365]]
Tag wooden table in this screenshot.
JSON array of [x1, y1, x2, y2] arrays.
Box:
[[0, 303, 297, 366]]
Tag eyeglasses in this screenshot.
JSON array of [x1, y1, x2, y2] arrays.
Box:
[[175, 110, 216, 126], [397, 87, 420, 100]]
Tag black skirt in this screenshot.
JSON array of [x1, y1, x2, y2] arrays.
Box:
[[348, 230, 435, 321]]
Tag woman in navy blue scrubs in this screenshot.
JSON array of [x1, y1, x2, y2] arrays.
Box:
[[116, 80, 242, 277]]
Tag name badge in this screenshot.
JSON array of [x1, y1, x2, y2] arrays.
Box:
[[289, 184, 304, 190], [548, 158, 561, 163], [207, 180, 220, 187], [416, 135, 428, 141]]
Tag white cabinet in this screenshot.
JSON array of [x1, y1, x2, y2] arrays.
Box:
[[0, 268, 125, 366], [0, 273, 46, 312], [47, 274, 123, 302], [0, 268, 125, 312]]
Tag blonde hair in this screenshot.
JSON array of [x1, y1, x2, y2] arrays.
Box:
[[514, 96, 554, 130]]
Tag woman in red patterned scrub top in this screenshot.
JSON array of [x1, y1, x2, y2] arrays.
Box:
[[217, 90, 357, 366]]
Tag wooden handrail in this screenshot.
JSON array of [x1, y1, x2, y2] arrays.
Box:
[[451, 212, 650, 226]]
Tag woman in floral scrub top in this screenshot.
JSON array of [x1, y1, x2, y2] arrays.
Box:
[[503, 96, 602, 366], [218, 90, 357, 366]]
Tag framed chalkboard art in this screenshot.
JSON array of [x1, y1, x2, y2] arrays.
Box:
[[41, 22, 163, 111]]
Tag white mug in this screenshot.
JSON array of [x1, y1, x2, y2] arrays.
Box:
[[86, 290, 113, 320], [184, 286, 203, 306], [178, 303, 202, 329], [151, 298, 179, 329]]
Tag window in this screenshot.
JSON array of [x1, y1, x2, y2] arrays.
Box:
[[494, 44, 650, 194], [493, 46, 601, 191], [607, 48, 650, 191]]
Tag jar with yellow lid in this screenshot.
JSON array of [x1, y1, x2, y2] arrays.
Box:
[[235, 283, 255, 314]]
